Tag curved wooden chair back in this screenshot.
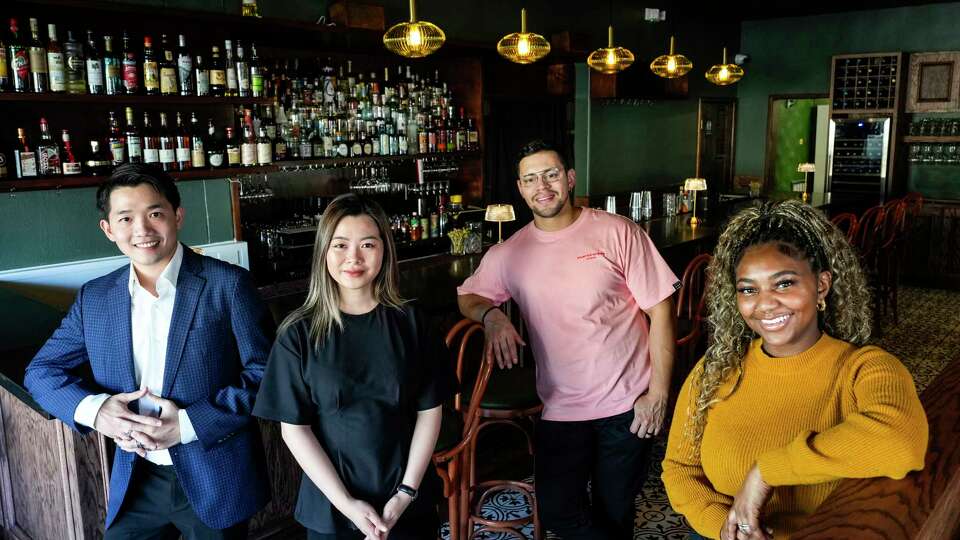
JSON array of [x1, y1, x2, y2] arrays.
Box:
[[830, 212, 859, 242], [854, 205, 886, 259], [676, 253, 712, 325]]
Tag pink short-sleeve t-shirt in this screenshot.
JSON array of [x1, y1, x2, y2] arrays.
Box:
[[458, 207, 680, 421]]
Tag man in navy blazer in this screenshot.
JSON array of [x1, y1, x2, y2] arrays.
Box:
[[25, 164, 271, 539]]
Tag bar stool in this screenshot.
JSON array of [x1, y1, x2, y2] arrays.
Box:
[[674, 253, 711, 394], [830, 212, 859, 242], [444, 318, 542, 540], [877, 199, 907, 323]]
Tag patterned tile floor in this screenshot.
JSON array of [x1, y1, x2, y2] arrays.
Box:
[[441, 286, 960, 540]]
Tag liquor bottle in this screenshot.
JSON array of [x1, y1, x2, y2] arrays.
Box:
[[37, 118, 61, 176], [241, 109, 256, 166], [189, 112, 205, 168], [46, 24, 65, 93], [174, 112, 191, 170], [102, 35, 121, 95], [194, 54, 209, 96], [176, 34, 193, 96], [159, 34, 177, 96], [63, 30, 86, 94], [257, 126, 273, 165], [206, 119, 225, 168], [0, 31, 9, 91], [142, 111, 159, 165], [60, 129, 82, 175], [456, 107, 467, 151], [249, 42, 263, 98], [9, 19, 32, 92], [436, 117, 446, 152], [0, 150, 9, 178], [107, 111, 126, 164], [28, 18, 48, 93], [157, 112, 176, 171], [121, 31, 138, 94], [242, 0, 261, 17], [260, 103, 277, 140], [142, 36, 159, 95], [209, 46, 225, 96], [15, 127, 38, 177], [85, 30, 104, 95], [235, 40, 250, 97], [124, 106, 142, 164], [225, 126, 241, 167], [224, 40, 237, 96], [84, 140, 113, 175]]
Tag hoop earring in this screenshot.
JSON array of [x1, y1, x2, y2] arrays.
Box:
[[817, 298, 827, 312]]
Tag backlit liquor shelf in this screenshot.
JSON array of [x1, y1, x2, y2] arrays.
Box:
[[0, 150, 481, 192], [0, 94, 275, 105]]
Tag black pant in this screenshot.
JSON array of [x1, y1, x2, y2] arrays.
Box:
[[306, 515, 439, 540], [104, 461, 248, 540], [535, 410, 652, 540]]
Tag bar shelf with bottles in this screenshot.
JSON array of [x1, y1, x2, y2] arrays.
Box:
[[904, 117, 960, 166]]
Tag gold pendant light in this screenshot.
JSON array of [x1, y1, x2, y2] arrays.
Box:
[[650, 36, 693, 78], [383, 0, 445, 58], [587, 26, 635, 74], [705, 47, 744, 85], [497, 8, 551, 64]]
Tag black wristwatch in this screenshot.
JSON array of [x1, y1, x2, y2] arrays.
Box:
[[396, 483, 418, 500]]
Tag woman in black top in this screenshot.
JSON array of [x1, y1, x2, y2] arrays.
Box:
[[254, 194, 454, 540]]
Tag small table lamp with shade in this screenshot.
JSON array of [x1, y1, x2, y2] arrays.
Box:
[[683, 177, 707, 227], [485, 203, 515, 243], [797, 162, 816, 202]]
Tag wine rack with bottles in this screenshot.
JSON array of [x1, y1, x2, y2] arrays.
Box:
[[829, 52, 903, 114]]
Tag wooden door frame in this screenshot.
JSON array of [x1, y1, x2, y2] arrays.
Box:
[[763, 93, 828, 193], [696, 97, 738, 188]]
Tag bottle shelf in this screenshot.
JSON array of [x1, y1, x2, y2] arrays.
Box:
[[0, 93, 275, 106], [0, 151, 481, 192], [903, 135, 960, 143]]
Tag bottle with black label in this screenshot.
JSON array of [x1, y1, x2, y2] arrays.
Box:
[[63, 30, 86, 94], [27, 18, 47, 93], [15, 127, 38, 177], [159, 34, 177, 96], [46, 24, 65, 93], [37, 118, 61, 176], [176, 34, 193, 96], [85, 30, 104, 95], [84, 140, 113, 175], [157, 112, 176, 171], [142, 36, 158, 95], [124, 106, 142, 164], [209, 46, 225, 97], [9, 18, 32, 92], [142, 111, 159, 165], [60, 129, 82, 175], [102, 35, 121, 95]]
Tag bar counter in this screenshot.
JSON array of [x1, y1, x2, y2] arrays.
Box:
[[0, 211, 719, 539]]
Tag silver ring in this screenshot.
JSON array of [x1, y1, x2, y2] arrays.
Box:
[[738, 523, 752, 533]]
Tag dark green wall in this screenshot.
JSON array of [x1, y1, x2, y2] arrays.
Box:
[[736, 2, 960, 178], [0, 179, 234, 271]]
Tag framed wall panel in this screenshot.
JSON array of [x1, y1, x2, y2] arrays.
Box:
[[907, 52, 960, 112]]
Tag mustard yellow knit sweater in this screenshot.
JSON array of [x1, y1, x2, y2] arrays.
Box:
[[662, 334, 928, 539]]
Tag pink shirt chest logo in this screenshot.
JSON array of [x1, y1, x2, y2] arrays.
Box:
[[576, 250, 606, 261]]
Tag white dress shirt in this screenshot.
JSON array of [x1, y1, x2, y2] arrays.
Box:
[[74, 243, 198, 465]]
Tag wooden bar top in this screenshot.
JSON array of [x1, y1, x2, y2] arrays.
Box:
[[792, 357, 960, 540]]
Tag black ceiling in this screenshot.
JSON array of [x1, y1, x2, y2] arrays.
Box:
[[724, 0, 957, 20]]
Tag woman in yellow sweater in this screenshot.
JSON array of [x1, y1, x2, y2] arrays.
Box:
[[662, 200, 928, 540]]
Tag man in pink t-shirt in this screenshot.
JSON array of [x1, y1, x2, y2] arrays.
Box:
[[458, 140, 679, 539]]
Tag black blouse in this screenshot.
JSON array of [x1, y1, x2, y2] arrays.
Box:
[[253, 302, 456, 534]]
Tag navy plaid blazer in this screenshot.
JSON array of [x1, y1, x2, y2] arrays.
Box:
[[25, 246, 272, 529]]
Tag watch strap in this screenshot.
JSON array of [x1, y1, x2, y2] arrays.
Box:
[[396, 483, 418, 500]]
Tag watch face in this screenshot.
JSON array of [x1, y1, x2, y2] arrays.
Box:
[[464, 233, 482, 254]]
